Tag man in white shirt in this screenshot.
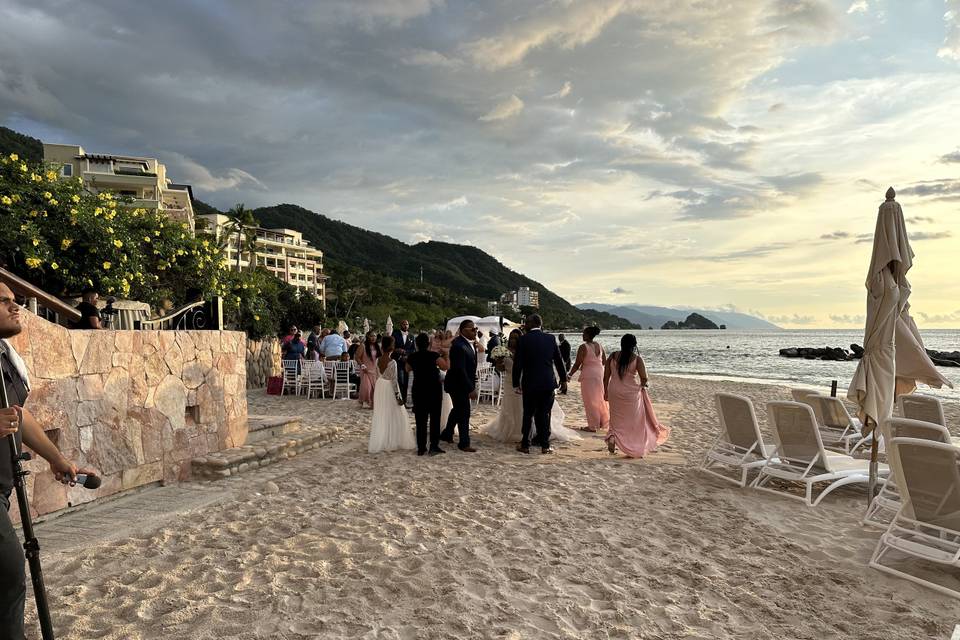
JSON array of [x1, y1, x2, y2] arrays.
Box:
[[318, 330, 348, 361]]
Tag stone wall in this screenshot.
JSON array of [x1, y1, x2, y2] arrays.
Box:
[[7, 311, 248, 519], [246, 337, 281, 388]]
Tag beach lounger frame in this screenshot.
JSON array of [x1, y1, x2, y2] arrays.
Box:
[[700, 393, 775, 487]]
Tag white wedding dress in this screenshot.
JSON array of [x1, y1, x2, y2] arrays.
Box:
[[483, 356, 581, 444], [368, 360, 417, 453]]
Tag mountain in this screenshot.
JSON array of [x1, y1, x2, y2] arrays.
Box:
[[576, 303, 781, 330], [0, 126, 43, 163], [206, 202, 639, 329]]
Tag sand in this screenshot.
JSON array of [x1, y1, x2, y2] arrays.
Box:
[[25, 376, 960, 639]]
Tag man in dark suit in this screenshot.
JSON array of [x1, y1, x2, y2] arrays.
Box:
[[391, 319, 416, 404], [440, 319, 478, 452], [485, 331, 500, 363], [558, 334, 572, 373], [513, 314, 567, 454]]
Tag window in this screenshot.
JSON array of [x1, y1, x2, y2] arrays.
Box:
[[60, 164, 73, 177]]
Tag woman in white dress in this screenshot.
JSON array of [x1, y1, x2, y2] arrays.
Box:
[[483, 330, 581, 444], [368, 336, 417, 454]]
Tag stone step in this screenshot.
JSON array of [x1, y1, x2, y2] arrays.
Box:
[[246, 414, 303, 443], [191, 425, 341, 480]]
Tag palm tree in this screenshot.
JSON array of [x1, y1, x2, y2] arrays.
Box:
[[225, 204, 258, 271]]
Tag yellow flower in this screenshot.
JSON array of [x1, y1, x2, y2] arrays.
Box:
[[70, 208, 78, 215], [254, 315, 260, 321], [20, 164, 28, 173], [29, 210, 38, 217], [11, 194, 19, 202], [113, 240, 123, 248], [30, 173, 41, 182], [19, 224, 27, 231], [51, 262, 59, 270], [9, 153, 18, 161], [61, 238, 73, 250], [25, 257, 41, 268], [94, 207, 102, 216], [31, 238, 39, 246], [46, 171, 57, 181], [71, 194, 80, 203], [48, 198, 58, 206], [144, 236, 151, 243], [103, 192, 112, 200], [43, 192, 52, 199], [106, 226, 114, 234], [103, 261, 111, 270], [0, 196, 11, 205]]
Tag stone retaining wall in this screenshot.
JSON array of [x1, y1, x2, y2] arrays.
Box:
[[7, 311, 248, 519], [246, 337, 281, 388]]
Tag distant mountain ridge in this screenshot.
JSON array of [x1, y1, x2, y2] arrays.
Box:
[[577, 303, 781, 330]]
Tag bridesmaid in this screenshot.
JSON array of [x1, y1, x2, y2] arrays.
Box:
[[357, 330, 380, 408], [567, 326, 609, 432], [603, 334, 669, 457]]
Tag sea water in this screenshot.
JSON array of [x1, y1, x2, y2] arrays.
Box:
[[571, 329, 960, 402]]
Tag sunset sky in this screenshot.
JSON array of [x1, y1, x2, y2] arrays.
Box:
[[2, 1, 958, 327]]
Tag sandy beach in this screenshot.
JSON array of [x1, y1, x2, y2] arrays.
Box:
[[26, 375, 960, 639]]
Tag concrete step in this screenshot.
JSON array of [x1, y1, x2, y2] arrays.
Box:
[[246, 414, 303, 443], [191, 425, 341, 480]]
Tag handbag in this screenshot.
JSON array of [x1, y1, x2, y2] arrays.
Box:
[[266, 375, 283, 395]]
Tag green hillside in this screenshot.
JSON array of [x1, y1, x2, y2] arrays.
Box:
[[0, 126, 43, 163], [248, 203, 637, 329]]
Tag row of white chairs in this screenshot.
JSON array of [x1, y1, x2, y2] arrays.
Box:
[[281, 360, 357, 400]]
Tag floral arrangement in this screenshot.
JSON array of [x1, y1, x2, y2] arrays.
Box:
[[490, 345, 510, 360]]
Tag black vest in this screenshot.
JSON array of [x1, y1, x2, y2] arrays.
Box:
[[0, 342, 29, 494]]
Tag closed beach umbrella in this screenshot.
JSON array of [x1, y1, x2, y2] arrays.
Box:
[[385, 316, 393, 337], [848, 187, 952, 501], [336, 320, 348, 334], [363, 317, 370, 334]]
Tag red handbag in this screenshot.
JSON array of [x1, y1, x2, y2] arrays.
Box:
[[266, 376, 283, 395]]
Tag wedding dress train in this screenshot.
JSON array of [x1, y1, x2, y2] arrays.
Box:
[[368, 360, 416, 453]]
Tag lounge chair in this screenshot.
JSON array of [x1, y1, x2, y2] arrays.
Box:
[[898, 393, 946, 427], [790, 388, 826, 424], [869, 437, 960, 599], [813, 394, 866, 454], [700, 393, 775, 487], [751, 401, 888, 507], [863, 417, 953, 527]]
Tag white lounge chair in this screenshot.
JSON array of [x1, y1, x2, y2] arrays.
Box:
[[700, 393, 775, 487], [863, 417, 953, 528], [870, 437, 960, 599], [898, 393, 946, 427], [813, 394, 866, 454], [790, 389, 826, 425], [751, 401, 889, 507]]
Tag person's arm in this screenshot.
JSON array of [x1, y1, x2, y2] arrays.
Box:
[[603, 354, 613, 401], [437, 355, 449, 371], [20, 407, 97, 482], [88, 315, 102, 329], [552, 343, 568, 392], [637, 355, 648, 387], [567, 344, 586, 378], [512, 339, 523, 392], [405, 361, 413, 374]]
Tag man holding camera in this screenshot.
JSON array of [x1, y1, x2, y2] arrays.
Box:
[[1, 282, 97, 638]]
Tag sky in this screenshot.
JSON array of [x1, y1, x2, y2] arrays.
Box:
[[1, 0, 959, 328]]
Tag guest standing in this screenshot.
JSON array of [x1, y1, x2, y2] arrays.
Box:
[[357, 331, 380, 408], [281, 332, 306, 374], [440, 319, 479, 452], [391, 319, 416, 404], [281, 325, 298, 346], [319, 328, 349, 361], [567, 326, 609, 432], [558, 334, 572, 372], [368, 336, 417, 453], [512, 314, 568, 454], [603, 334, 669, 457], [406, 333, 448, 456], [74, 287, 102, 329]]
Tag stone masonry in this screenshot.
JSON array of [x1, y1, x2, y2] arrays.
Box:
[[245, 337, 281, 388], [7, 311, 248, 519]]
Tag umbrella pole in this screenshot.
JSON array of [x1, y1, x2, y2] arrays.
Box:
[[866, 417, 879, 506]]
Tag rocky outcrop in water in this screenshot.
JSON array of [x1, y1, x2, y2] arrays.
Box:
[[926, 349, 960, 367], [778, 343, 960, 367], [660, 313, 719, 330]]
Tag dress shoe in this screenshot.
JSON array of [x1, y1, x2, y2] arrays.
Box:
[[417, 449, 427, 456], [439, 435, 454, 444], [428, 447, 446, 456], [541, 447, 554, 455], [607, 440, 616, 454], [458, 445, 477, 452], [516, 444, 530, 454]]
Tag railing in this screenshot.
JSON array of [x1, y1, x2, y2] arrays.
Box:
[[0, 267, 81, 325], [135, 297, 223, 331]]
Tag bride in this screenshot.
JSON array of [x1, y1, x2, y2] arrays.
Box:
[[483, 329, 581, 444], [368, 336, 417, 453]]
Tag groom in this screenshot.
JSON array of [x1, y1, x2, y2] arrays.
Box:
[[513, 314, 567, 454], [440, 319, 478, 452]]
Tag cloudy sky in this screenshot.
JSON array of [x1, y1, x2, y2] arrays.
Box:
[[2, 1, 959, 327]]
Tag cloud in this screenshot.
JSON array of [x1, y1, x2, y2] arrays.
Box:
[[700, 242, 794, 262], [769, 102, 787, 112], [918, 309, 960, 324], [763, 172, 824, 195], [821, 231, 851, 240], [906, 216, 935, 224], [611, 287, 631, 295], [400, 48, 462, 68], [899, 179, 960, 199], [909, 230, 953, 241], [478, 95, 524, 122], [163, 152, 266, 192], [939, 0, 960, 61], [829, 314, 865, 324], [545, 81, 572, 100], [764, 313, 818, 325], [847, 1, 868, 14], [940, 149, 960, 163]]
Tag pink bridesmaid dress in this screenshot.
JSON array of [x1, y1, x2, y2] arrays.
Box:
[[579, 343, 610, 431], [606, 354, 669, 457], [358, 354, 379, 407]]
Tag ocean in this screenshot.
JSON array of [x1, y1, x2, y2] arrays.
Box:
[[568, 329, 960, 402]]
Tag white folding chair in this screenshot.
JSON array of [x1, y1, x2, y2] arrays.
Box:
[[302, 361, 327, 399], [476, 367, 498, 405], [332, 361, 357, 400], [280, 361, 300, 396]]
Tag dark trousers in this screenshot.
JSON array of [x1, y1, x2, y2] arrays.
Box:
[[396, 365, 409, 404], [413, 387, 442, 453], [0, 494, 25, 640], [522, 390, 555, 449], [441, 391, 471, 448]]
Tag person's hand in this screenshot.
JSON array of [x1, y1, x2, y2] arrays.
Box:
[[469, 390, 478, 400], [514, 386, 522, 395], [395, 393, 405, 406], [0, 406, 21, 438], [560, 382, 568, 395], [603, 391, 609, 401], [49, 457, 97, 485]]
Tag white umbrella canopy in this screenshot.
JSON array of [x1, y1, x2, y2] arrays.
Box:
[[336, 320, 348, 335], [848, 187, 952, 501], [385, 315, 393, 337], [363, 318, 370, 334], [477, 315, 520, 335], [445, 315, 481, 334]]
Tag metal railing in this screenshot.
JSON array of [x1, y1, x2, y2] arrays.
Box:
[[0, 267, 81, 325], [135, 297, 223, 331]]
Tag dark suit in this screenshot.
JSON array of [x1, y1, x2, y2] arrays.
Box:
[[559, 339, 572, 372], [485, 334, 500, 363], [441, 336, 477, 449], [391, 330, 416, 403], [512, 329, 567, 449]]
